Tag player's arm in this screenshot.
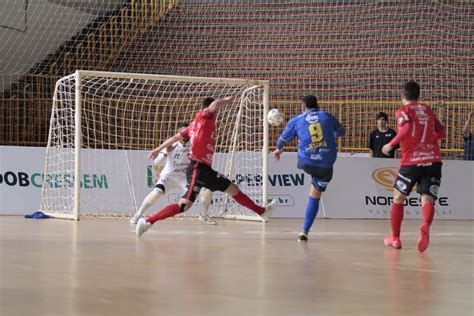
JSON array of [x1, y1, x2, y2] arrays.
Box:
[[390, 130, 400, 157], [434, 117, 446, 140], [153, 150, 167, 166], [382, 125, 410, 156], [332, 115, 346, 138], [154, 142, 177, 166], [207, 96, 236, 114], [274, 118, 297, 161], [148, 133, 185, 160], [462, 111, 472, 138], [382, 109, 411, 156]]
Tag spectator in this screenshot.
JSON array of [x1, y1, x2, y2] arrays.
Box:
[[369, 112, 398, 158], [462, 111, 473, 160]]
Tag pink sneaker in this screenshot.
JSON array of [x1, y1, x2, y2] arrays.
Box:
[[384, 235, 402, 249], [418, 223, 430, 252]]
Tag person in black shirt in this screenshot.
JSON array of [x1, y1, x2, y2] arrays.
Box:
[[369, 112, 397, 158], [462, 111, 473, 160]]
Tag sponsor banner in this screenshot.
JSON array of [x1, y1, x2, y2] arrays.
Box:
[[1, 146, 472, 219], [323, 157, 473, 219], [0, 146, 311, 217], [0, 147, 46, 215], [0, 147, 116, 215], [268, 153, 309, 218]]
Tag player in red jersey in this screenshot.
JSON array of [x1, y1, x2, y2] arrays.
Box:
[[382, 81, 446, 252], [136, 96, 276, 236]]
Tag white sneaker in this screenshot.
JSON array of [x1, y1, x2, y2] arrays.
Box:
[[130, 214, 141, 224], [199, 214, 217, 225], [260, 199, 277, 222], [136, 218, 152, 237]]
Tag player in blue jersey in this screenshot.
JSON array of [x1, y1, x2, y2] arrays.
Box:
[[274, 95, 345, 242]]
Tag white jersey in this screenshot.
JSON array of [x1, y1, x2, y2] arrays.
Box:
[[153, 141, 190, 191]]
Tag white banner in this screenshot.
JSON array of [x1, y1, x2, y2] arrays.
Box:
[[323, 157, 474, 219], [0, 146, 46, 215], [1, 146, 472, 219]]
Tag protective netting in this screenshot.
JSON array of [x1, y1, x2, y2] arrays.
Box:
[[40, 71, 268, 219], [0, 1, 472, 158]]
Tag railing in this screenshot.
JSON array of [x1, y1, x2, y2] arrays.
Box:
[[1, 94, 472, 160], [272, 100, 473, 160]]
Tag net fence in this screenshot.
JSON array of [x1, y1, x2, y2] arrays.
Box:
[[0, 0, 472, 159]]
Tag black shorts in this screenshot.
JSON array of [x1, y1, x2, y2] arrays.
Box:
[[182, 160, 232, 202], [302, 165, 333, 192], [394, 162, 442, 199]]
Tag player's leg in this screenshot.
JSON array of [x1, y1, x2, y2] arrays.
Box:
[[175, 177, 217, 225], [201, 164, 275, 221], [136, 198, 194, 237], [225, 183, 262, 214], [198, 188, 217, 225], [416, 163, 442, 252], [224, 183, 276, 221], [298, 166, 333, 242], [417, 194, 435, 252], [153, 164, 164, 182], [176, 174, 216, 225], [384, 189, 406, 249], [136, 163, 200, 237], [297, 185, 322, 242], [384, 166, 416, 249], [130, 183, 166, 224], [146, 198, 193, 224]]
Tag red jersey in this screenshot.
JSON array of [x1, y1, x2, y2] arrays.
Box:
[[180, 108, 216, 166], [392, 102, 444, 166]]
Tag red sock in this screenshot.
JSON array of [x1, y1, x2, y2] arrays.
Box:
[[422, 203, 435, 226], [390, 202, 404, 238], [147, 204, 180, 224], [232, 192, 264, 215]]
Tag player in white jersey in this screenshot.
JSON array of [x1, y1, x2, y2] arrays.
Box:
[[130, 124, 216, 225]]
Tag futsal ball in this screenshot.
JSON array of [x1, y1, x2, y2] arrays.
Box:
[[267, 108, 284, 126]]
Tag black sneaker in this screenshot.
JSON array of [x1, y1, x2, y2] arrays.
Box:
[[298, 232, 308, 242]]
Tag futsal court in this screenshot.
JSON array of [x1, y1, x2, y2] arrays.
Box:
[[1, 217, 472, 316]]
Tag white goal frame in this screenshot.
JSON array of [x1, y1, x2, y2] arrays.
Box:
[[40, 70, 270, 221]]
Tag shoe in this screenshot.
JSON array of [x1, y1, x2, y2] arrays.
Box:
[[136, 218, 152, 237], [418, 223, 430, 252], [298, 232, 308, 242], [199, 214, 217, 225], [384, 235, 402, 249], [260, 199, 277, 222], [130, 214, 141, 224]]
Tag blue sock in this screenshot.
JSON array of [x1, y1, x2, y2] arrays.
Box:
[[302, 197, 320, 233]]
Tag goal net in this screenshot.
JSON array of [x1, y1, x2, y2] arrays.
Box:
[[40, 70, 269, 220]]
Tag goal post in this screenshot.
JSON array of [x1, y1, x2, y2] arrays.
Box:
[[40, 70, 270, 221]]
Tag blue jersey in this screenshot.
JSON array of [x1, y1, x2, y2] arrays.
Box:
[[276, 109, 345, 168]]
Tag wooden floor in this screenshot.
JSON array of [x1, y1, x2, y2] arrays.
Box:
[[0, 217, 473, 316]]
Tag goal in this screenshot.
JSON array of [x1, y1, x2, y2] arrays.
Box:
[[39, 70, 269, 221]]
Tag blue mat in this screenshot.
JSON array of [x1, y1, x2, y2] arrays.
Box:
[[24, 211, 52, 219]]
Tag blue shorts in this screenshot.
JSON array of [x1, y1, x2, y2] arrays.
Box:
[[301, 165, 333, 192]]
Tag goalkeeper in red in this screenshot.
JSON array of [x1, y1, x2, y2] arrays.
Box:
[[136, 96, 276, 237], [382, 81, 446, 252]]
